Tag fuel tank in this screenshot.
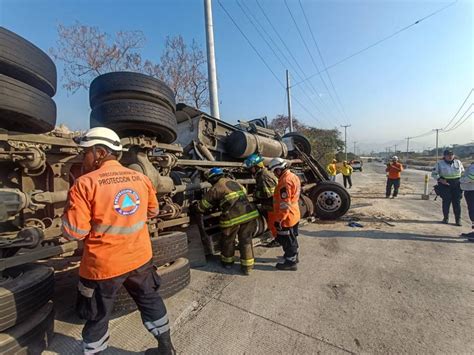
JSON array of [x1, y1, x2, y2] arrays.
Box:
[[225, 131, 288, 159]]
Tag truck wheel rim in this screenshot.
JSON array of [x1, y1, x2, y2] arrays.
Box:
[[317, 190, 342, 212]]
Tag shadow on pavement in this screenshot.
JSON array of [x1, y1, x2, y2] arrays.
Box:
[[48, 333, 142, 354], [350, 216, 442, 225], [303, 230, 469, 244]]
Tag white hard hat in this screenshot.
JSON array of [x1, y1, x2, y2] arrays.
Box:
[[392, 155, 398, 160], [76, 127, 122, 152], [268, 157, 287, 172]]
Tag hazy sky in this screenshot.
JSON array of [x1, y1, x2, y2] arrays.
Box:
[[1, 0, 472, 153]]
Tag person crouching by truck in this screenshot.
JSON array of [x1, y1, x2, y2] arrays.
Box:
[[62, 127, 175, 355], [195, 168, 260, 275], [432, 149, 464, 226], [341, 161, 353, 189], [326, 159, 337, 182], [386, 156, 403, 198], [268, 158, 301, 271], [460, 162, 474, 240]]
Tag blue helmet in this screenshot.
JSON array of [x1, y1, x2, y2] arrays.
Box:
[[244, 153, 264, 168], [205, 167, 224, 181]]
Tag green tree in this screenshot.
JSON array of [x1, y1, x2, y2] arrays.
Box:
[[268, 115, 344, 166]]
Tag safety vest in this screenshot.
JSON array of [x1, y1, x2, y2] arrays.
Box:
[[254, 168, 278, 211], [197, 177, 259, 229], [432, 159, 464, 180], [386, 162, 403, 179], [326, 163, 337, 176], [269, 169, 301, 232], [461, 164, 474, 191], [61, 160, 159, 280], [341, 165, 353, 176]]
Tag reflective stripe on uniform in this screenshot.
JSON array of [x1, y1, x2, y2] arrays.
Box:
[[92, 220, 145, 235], [61, 217, 90, 237], [223, 190, 247, 202], [83, 330, 110, 354], [200, 199, 213, 209], [277, 230, 290, 236], [219, 210, 259, 228], [240, 258, 254, 266], [221, 255, 234, 263], [144, 314, 170, 337]]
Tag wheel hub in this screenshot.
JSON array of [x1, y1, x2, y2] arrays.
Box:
[[317, 190, 342, 212]]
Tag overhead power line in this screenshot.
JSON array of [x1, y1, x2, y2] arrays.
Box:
[[443, 88, 473, 130], [292, 0, 458, 88], [254, 0, 340, 124], [217, 0, 324, 126], [236, 0, 329, 124], [283, 0, 343, 124], [443, 105, 473, 132], [297, 0, 350, 124]]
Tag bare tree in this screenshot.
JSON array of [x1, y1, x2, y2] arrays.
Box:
[[50, 23, 209, 109], [144, 36, 209, 108], [50, 22, 145, 93]]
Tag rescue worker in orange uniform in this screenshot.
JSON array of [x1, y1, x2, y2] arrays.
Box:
[[62, 127, 175, 355], [196, 168, 259, 275], [268, 158, 301, 271]]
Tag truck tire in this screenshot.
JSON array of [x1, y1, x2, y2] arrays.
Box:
[[282, 132, 312, 155], [152, 231, 188, 267], [90, 99, 177, 143], [89, 72, 176, 112], [310, 182, 351, 220], [0, 264, 54, 332], [0, 74, 56, 133], [0, 27, 57, 96], [0, 301, 54, 354], [113, 258, 191, 314]]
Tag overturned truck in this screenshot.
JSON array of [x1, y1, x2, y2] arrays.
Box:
[[0, 28, 350, 352]]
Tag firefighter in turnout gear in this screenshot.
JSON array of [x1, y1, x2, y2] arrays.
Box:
[[196, 168, 259, 275], [268, 158, 301, 271], [244, 153, 278, 218], [62, 127, 175, 355], [432, 149, 465, 226]]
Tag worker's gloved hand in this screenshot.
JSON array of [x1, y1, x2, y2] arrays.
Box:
[[274, 221, 282, 231]]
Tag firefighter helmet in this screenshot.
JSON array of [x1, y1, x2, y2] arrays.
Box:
[[268, 158, 287, 172], [244, 153, 264, 168]]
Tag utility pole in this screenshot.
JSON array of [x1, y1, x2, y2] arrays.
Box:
[[433, 128, 443, 161], [204, 0, 220, 119], [341, 124, 351, 161], [405, 137, 410, 162], [286, 70, 293, 132], [353, 141, 357, 157], [394, 144, 398, 155]]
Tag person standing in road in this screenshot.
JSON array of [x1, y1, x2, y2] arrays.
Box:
[[327, 159, 337, 182], [386, 156, 403, 198], [341, 161, 353, 189], [62, 127, 175, 355], [268, 158, 301, 271], [244, 153, 278, 219], [460, 162, 474, 240], [196, 168, 259, 275], [432, 149, 464, 226]]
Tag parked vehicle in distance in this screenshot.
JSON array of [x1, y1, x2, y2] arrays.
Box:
[[367, 158, 373, 162], [350, 160, 363, 171]]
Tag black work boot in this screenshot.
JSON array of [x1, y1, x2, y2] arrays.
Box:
[[275, 260, 297, 271], [240, 266, 252, 276], [442, 217, 449, 224], [145, 331, 176, 355], [455, 219, 462, 227]]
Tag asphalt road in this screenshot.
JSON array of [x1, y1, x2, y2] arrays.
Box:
[[47, 162, 474, 354]]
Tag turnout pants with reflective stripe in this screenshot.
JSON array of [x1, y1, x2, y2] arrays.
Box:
[[221, 218, 258, 268], [77, 261, 169, 354], [275, 223, 299, 264]]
